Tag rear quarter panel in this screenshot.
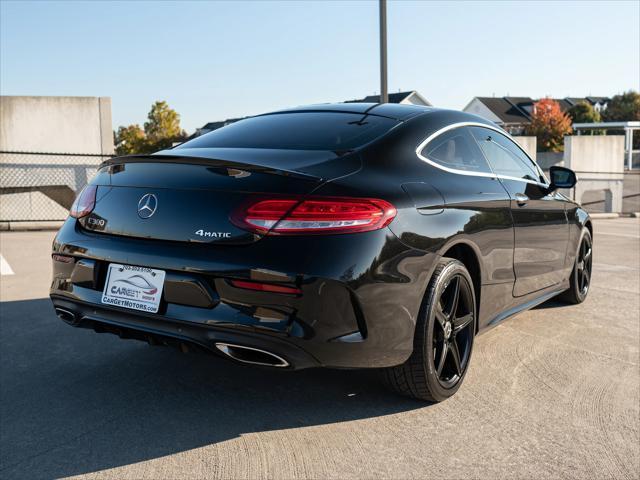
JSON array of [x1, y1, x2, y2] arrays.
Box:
[[315, 115, 516, 335]]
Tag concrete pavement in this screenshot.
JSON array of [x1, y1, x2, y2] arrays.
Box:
[[0, 219, 638, 479]]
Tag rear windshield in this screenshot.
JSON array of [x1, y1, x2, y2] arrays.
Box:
[[179, 112, 399, 151]]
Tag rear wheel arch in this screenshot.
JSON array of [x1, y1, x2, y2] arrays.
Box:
[[440, 242, 482, 333], [382, 256, 477, 401], [584, 219, 593, 238]]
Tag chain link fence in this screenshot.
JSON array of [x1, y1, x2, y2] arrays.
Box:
[[0, 151, 111, 221]]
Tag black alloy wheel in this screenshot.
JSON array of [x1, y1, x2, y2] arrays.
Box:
[[576, 233, 593, 297], [432, 273, 475, 388], [383, 258, 476, 402], [560, 228, 593, 304]]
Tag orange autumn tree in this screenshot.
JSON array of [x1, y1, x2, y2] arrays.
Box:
[[526, 98, 573, 152]]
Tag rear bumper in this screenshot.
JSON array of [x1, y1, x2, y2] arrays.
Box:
[[50, 295, 320, 369], [50, 219, 439, 369]]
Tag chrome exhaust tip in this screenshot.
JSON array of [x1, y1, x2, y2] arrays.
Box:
[[55, 307, 78, 325], [215, 342, 289, 368]]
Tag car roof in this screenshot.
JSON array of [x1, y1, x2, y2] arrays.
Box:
[[265, 103, 434, 121]]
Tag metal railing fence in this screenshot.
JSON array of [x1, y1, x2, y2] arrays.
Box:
[[0, 151, 111, 221]]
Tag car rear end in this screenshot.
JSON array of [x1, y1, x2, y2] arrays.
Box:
[[49, 109, 422, 369]]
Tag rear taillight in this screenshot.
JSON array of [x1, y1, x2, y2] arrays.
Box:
[[69, 185, 97, 218], [231, 197, 396, 235]]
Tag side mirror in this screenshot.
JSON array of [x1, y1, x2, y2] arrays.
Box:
[[549, 166, 577, 191]]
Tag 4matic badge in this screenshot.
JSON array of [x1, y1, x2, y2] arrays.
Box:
[[194, 229, 232, 238]]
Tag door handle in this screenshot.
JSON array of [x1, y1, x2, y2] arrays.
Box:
[[514, 193, 529, 206]]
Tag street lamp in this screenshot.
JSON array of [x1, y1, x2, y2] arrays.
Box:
[[379, 0, 388, 103]]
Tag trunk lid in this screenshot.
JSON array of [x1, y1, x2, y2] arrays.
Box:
[[81, 149, 359, 244]]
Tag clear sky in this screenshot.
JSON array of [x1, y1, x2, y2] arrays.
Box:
[[1, 0, 638, 133]]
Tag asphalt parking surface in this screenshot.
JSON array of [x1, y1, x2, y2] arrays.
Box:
[[1, 218, 639, 479]]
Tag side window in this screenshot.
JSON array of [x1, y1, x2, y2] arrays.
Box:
[[470, 127, 541, 182], [422, 127, 492, 173]]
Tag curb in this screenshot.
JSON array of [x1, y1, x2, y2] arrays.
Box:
[[0, 221, 64, 232]]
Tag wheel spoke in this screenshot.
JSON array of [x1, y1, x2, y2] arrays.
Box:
[[580, 269, 588, 291], [584, 247, 592, 262], [445, 276, 460, 319], [449, 339, 462, 376], [433, 271, 475, 385], [453, 313, 473, 332], [435, 304, 447, 328], [436, 342, 448, 376]]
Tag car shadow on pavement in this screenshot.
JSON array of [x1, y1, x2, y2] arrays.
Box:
[[0, 298, 426, 479], [533, 299, 569, 310]]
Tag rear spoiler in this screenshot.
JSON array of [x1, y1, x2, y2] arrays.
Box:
[[100, 154, 323, 182]]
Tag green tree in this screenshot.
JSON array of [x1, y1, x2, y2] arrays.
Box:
[[114, 124, 147, 155], [526, 98, 573, 152], [144, 100, 186, 150], [114, 101, 187, 155], [567, 101, 602, 135], [602, 90, 640, 121], [568, 101, 601, 124]]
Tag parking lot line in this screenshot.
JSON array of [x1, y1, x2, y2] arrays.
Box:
[[596, 232, 640, 239], [0, 254, 15, 276]]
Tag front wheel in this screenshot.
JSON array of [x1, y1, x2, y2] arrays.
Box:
[[559, 228, 593, 304], [383, 258, 476, 402]]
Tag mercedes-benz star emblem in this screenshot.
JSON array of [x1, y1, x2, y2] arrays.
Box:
[[137, 193, 158, 219]]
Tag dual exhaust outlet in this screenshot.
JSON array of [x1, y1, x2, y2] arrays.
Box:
[[55, 307, 289, 368]]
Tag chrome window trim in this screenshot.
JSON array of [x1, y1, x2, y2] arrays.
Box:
[[416, 121, 550, 188]]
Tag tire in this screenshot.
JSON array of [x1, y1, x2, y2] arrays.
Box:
[[559, 228, 593, 305], [383, 258, 476, 402]]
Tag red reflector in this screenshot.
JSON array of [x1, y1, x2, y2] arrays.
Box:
[[231, 197, 396, 235], [70, 185, 97, 218], [52, 254, 74, 263], [230, 279, 302, 295]]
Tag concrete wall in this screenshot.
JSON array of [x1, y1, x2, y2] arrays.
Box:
[[564, 135, 624, 173], [0, 96, 113, 154], [564, 136, 625, 213], [536, 151, 564, 170], [581, 172, 640, 213], [513, 136, 536, 160], [0, 96, 114, 221]]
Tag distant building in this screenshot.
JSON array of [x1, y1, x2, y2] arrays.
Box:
[[191, 117, 246, 139], [189, 90, 432, 139], [566, 97, 610, 113], [345, 90, 432, 106], [463, 96, 611, 135], [463, 97, 532, 135]]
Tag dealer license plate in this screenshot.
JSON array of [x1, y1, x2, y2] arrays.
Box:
[[101, 263, 166, 313]]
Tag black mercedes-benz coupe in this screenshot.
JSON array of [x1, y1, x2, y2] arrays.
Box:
[[50, 103, 592, 401]]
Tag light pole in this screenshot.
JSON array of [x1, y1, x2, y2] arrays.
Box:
[[379, 0, 388, 103]]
